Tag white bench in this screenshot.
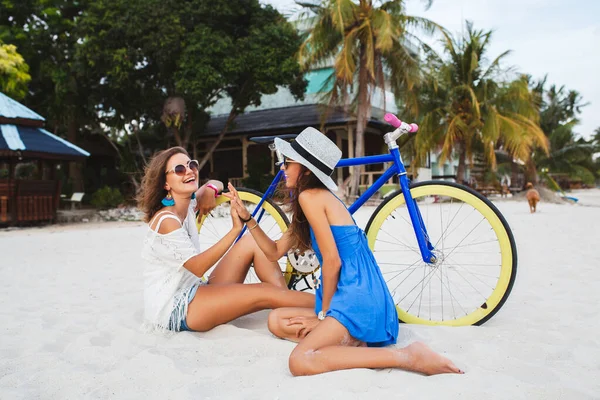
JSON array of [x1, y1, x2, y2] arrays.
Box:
[[63, 192, 85, 210]]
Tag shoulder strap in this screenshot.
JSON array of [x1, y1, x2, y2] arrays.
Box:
[[149, 211, 182, 233], [149, 210, 172, 226], [328, 190, 357, 225]]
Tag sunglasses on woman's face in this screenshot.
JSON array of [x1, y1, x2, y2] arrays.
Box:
[[283, 158, 301, 169], [165, 159, 199, 176]]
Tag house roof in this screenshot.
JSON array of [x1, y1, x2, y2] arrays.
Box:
[[0, 125, 90, 160], [0, 93, 89, 160], [203, 104, 390, 137], [0, 92, 45, 126]]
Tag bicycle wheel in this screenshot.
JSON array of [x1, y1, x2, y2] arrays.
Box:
[[365, 181, 517, 326], [196, 188, 296, 286]]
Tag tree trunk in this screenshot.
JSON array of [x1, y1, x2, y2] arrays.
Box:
[[524, 158, 538, 186], [170, 125, 183, 148], [182, 105, 194, 150], [511, 160, 519, 189], [197, 109, 237, 171], [348, 45, 371, 199], [456, 146, 467, 184], [67, 116, 84, 192]]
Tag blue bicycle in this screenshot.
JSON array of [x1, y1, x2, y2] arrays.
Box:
[[197, 113, 517, 326]]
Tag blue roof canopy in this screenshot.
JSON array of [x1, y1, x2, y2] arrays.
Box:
[[0, 92, 89, 159], [0, 125, 90, 159], [0, 92, 45, 122]]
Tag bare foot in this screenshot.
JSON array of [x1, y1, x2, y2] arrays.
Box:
[[401, 342, 464, 375]]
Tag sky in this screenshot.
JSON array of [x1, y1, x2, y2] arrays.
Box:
[[264, 0, 600, 139]]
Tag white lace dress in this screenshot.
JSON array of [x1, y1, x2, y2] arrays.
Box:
[[141, 200, 204, 332]]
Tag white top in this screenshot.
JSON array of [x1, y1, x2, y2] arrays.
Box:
[[141, 200, 203, 332]]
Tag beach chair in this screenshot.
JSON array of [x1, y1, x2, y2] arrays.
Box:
[[63, 192, 85, 210]]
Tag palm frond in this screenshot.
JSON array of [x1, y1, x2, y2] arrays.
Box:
[[440, 114, 466, 162], [330, 0, 357, 34], [481, 50, 511, 80], [372, 9, 396, 51], [334, 25, 360, 82]]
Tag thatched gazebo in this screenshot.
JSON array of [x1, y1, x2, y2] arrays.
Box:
[[0, 92, 89, 225]]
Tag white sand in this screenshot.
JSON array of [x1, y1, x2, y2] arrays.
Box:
[[1, 190, 599, 399]]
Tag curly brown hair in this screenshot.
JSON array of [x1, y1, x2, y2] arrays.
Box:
[[137, 146, 189, 222], [279, 165, 327, 252]]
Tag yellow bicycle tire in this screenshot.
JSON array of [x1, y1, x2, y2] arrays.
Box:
[[365, 181, 517, 326]]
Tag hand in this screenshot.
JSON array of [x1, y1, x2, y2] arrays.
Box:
[[286, 316, 320, 339], [194, 186, 217, 216], [230, 205, 243, 233], [222, 183, 251, 221]]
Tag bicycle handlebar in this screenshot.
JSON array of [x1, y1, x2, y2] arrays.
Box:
[[384, 113, 419, 133]]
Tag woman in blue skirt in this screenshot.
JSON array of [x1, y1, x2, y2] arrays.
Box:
[[226, 127, 462, 376]]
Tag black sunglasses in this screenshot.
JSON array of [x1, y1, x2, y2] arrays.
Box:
[[165, 159, 199, 176], [283, 157, 301, 169]]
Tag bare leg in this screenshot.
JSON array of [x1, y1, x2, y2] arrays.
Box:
[[185, 283, 314, 332], [208, 234, 286, 288], [287, 316, 463, 376]]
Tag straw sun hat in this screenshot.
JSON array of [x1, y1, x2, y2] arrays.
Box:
[[274, 127, 342, 192]]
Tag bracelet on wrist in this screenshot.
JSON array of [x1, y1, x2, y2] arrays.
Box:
[[248, 221, 259, 231], [206, 183, 220, 198], [239, 214, 252, 223]]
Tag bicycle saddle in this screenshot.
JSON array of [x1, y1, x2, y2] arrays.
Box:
[[249, 134, 297, 144]]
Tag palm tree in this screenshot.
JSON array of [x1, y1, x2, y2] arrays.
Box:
[[414, 22, 548, 183], [529, 83, 597, 186], [537, 123, 597, 185], [296, 0, 441, 197]]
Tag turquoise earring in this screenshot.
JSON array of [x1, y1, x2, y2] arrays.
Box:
[[161, 191, 175, 206], [191, 192, 196, 200]]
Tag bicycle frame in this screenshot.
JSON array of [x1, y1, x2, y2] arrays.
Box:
[[337, 148, 436, 264], [242, 146, 436, 264]]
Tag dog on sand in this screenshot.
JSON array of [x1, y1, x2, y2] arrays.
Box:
[[525, 182, 540, 213]]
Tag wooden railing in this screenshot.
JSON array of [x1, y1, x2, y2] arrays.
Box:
[[228, 177, 244, 188], [0, 196, 7, 223], [16, 195, 55, 221], [0, 179, 60, 225]]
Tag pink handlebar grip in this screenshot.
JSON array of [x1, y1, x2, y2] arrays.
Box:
[[384, 113, 402, 127], [384, 113, 419, 133]]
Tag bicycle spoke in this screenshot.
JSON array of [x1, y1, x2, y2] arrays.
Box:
[[402, 265, 439, 310], [205, 216, 225, 238], [442, 217, 487, 261], [434, 203, 472, 249], [377, 227, 421, 257], [445, 254, 499, 290], [390, 209, 413, 229], [417, 261, 427, 318], [439, 266, 466, 318], [447, 266, 491, 302], [437, 264, 499, 279], [450, 238, 500, 249], [379, 262, 425, 267], [388, 258, 423, 294]]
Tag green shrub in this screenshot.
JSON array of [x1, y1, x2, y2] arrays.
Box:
[[91, 186, 124, 209]]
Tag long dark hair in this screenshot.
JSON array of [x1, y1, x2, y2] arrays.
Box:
[[279, 165, 327, 252], [137, 146, 189, 222]]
